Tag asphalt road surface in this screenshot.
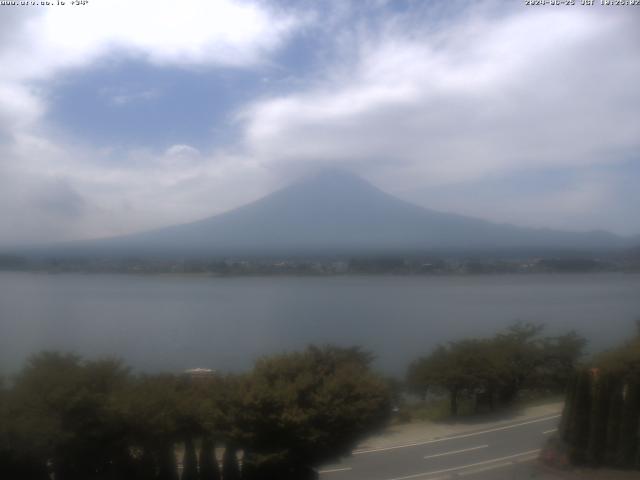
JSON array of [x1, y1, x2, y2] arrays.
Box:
[[318, 414, 561, 480]]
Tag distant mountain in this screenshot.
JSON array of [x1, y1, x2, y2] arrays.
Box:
[[24, 170, 634, 257]]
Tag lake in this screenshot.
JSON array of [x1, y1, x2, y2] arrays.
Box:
[[1, 272, 639, 376]]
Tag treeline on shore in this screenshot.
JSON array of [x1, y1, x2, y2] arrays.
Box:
[[2, 253, 637, 275]]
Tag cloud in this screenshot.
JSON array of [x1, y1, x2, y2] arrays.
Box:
[[240, 6, 640, 189], [31, 178, 87, 219], [398, 168, 638, 235], [3, 0, 301, 76], [0, 83, 44, 137], [100, 87, 162, 106], [0, 134, 277, 246], [0, 0, 305, 245], [0, 0, 303, 137], [165, 144, 201, 158]]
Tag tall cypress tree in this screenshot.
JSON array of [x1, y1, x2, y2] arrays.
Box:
[[569, 369, 591, 463], [239, 451, 258, 480], [222, 446, 240, 480], [561, 372, 578, 443], [604, 378, 624, 465], [617, 382, 640, 467], [199, 437, 220, 480], [182, 437, 198, 480], [157, 441, 179, 480], [586, 372, 611, 466]]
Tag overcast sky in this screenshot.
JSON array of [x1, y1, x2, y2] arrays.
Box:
[[0, 0, 639, 246]]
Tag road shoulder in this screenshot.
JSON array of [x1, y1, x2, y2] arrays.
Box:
[[355, 402, 563, 453]]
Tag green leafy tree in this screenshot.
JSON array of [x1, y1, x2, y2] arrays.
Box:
[[119, 374, 184, 480], [407, 323, 586, 415], [493, 322, 545, 402], [407, 340, 505, 415], [538, 331, 587, 391], [5, 352, 134, 480], [232, 345, 391, 478]]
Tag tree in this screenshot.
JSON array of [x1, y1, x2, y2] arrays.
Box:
[[407, 340, 506, 415], [407, 346, 458, 413], [407, 323, 587, 416], [232, 345, 391, 478], [1, 374, 50, 480], [558, 325, 640, 470], [7, 352, 133, 480], [493, 322, 545, 402], [538, 331, 587, 391], [222, 446, 241, 480], [406, 358, 432, 401], [199, 436, 220, 480], [119, 374, 185, 480], [181, 437, 198, 480], [586, 372, 611, 465]]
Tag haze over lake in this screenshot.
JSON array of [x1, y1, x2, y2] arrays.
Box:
[[1, 271, 639, 376]]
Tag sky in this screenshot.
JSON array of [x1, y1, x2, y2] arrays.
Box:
[[0, 0, 639, 247]]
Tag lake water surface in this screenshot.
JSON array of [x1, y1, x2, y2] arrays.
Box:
[[1, 272, 639, 376]]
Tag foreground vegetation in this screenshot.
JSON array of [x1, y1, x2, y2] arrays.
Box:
[[552, 326, 640, 470], [0, 346, 390, 480], [2, 321, 636, 478], [406, 323, 585, 417]]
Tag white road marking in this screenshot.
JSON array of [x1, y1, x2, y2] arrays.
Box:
[[516, 453, 540, 463], [457, 461, 512, 476], [353, 414, 560, 455], [318, 467, 353, 474], [382, 449, 540, 480], [543, 428, 557, 434], [423, 444, 488, 459]]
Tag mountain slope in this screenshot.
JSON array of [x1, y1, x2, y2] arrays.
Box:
[[62, 170, 626, 257]]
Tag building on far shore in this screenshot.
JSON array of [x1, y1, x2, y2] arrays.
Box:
[[183, 368, 217, 380]]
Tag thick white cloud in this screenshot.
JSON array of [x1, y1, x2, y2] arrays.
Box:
[[2, 0, 299, 77], [241, 6, 640, 189], [0, 0, 302, 136]]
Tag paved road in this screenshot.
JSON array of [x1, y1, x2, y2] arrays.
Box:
[[318, 414, 561, 480]]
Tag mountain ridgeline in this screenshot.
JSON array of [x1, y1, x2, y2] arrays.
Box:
[[23, 171, 635, 258]]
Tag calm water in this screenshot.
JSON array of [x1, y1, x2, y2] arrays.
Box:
[[1, 272, 639, 376]]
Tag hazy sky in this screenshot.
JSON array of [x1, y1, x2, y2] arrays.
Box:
[[1, 0, 638, 246]]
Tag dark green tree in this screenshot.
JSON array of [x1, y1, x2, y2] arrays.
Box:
[[233, 345, 390, 478], [408, 339, 508, 415], [493, 322, 545, 402], [120, 374, 183, 480], [586, 372, 611, 465], [617, 382, 640, 467], [222, 446, 240, 480], [559, 325, 640, 470], [568, 369, 591, 463], [199, 436, 220, 480], [604, 379, 624, 465], [538, 331, 587, 391], [182, 436, 198, 480], [8, 352, 132, 480]]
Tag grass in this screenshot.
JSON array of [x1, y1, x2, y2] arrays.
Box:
[[393, 398, 476, 424], [393, 390, 565, 425]]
